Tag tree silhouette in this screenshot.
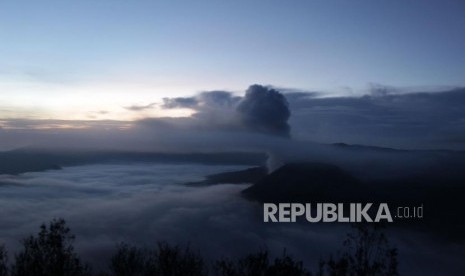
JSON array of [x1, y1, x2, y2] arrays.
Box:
[[11, 218, 90, 276], [155, 242, 206, 275], [0, 245, 8, 276], [109, 242, 205, 276], [320, 224, 398, 276], [0, 219, 399, 276], [110, 243, 151, 276], [214, 249, 310, 276]]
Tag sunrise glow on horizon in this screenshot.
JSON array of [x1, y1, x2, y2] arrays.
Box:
[[1, 0, 465, 122]]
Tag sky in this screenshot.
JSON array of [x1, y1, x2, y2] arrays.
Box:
[[1, 0, 464, 121]]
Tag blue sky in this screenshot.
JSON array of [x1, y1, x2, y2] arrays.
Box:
[[0, 0, 464, 120]]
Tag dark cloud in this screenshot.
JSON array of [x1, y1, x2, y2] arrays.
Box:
[[2, 85, 465, 152], [162, 97, 198, 109], [197, 91, 241, 108], [124, 103, 157, 111], [161, 91, 240, 110], [287, 87, 465, 150], [160, 86, 290, 137], [237, 85, 291, 137]]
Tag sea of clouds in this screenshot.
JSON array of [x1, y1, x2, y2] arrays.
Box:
[[0, 163, 463, 275]]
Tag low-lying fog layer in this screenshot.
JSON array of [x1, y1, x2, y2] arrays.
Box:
[[0, 163, 463, 275]]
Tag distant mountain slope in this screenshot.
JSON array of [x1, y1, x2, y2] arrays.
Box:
[[241, 161, 465, 240], [242, 162, 367, 202], [0, 148, 267, 175], [186, 166, 267, 186]]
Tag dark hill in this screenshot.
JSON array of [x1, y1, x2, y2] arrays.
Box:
[[242, 162, 366, 203], [241, 161, 465, 240], [186, 167, 267, 186]]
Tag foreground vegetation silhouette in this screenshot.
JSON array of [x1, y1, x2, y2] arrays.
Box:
[[0, 219, 398, 276], [9, 219, 90, 276]]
